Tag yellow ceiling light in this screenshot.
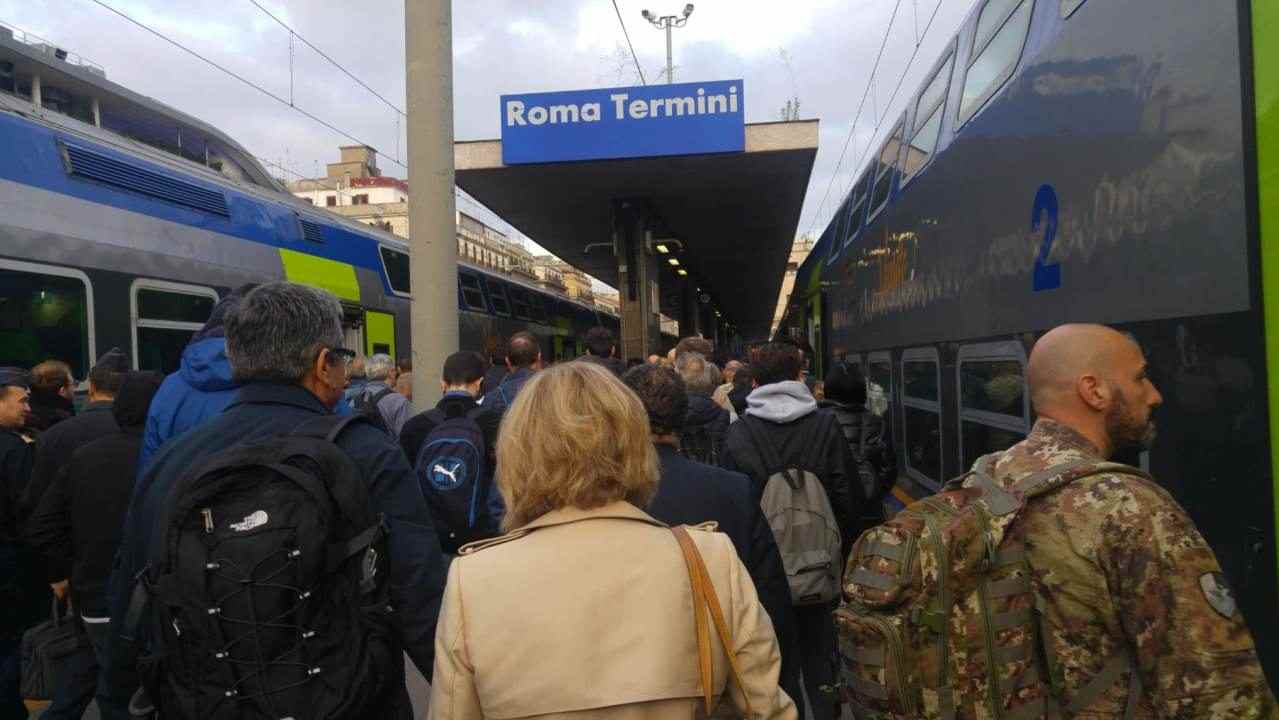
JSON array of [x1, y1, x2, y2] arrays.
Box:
[[655, 243, 670, 254], [667, 257, 680, 266], [676, 268, 688, 276]]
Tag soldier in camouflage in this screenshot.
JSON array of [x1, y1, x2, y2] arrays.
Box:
[[988, 324, 1276, 718]]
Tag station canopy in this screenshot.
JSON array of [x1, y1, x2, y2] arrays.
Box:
[[454, 120, 819, 340]]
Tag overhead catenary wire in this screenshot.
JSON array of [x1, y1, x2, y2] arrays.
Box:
[[611, 0, 648, 85], [246, 0, 407, 118], [85, 0, 407, 171]]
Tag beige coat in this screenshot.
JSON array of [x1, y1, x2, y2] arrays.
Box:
[[427, 502, 797, 720]]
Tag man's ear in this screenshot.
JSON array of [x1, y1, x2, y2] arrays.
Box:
[[440, 379, 449, 394], [1077, 373, 1108, 412]]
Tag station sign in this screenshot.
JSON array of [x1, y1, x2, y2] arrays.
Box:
[[500, 79, 745, 165]]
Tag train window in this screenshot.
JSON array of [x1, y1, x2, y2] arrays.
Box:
[[0, 261, 95, 380], [843, 171, 872, 250], [378, 247, 411, 297], [509, 287, 533, 320], [132, 280, 218, 375], [867, 121, 904, 222], [1060, 0, 1086, 17], [902, 348, 942, 484], [903, 52, 955, 185], [960, 0, 1034, 124], [458, 274, 487, 312], [867, 354, 892, 418], [528, 294, 548, 324], [957, 342, 1029, 469], [487, 281, 512, 317]]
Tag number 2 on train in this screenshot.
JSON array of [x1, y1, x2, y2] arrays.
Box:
[[1032, 184, 1060, 292]]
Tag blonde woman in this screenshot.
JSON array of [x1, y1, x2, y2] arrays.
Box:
[[428, 362, 797, 720]]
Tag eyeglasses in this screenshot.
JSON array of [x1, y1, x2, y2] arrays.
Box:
[[328, 348, 357, 369]]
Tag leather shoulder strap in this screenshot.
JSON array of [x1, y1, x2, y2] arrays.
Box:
[[672, 526, 754, 718]]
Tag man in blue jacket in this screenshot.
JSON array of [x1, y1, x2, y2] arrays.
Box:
[[112, 283, 446, 718], [138, 285, 252, 472], [480, 330, 541, 416]]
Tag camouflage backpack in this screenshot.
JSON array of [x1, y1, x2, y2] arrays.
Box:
[[835, 454, 1149, 720]]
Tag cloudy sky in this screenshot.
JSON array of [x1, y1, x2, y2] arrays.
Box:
[[1, 0, 977, 255]]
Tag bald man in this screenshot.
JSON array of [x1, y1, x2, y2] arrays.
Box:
[[981, 324, 1275, 718]]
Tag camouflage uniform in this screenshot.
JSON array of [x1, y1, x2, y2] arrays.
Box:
[[989, 418, 1277, 719]]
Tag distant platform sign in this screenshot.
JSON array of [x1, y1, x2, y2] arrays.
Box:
[[500, 80, 745, 165]]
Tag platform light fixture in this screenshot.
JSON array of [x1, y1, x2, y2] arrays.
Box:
[[676, 268, 688, 276], [641, 4, 695, 84], [667, 257, 680, 266], [655, 243, 670, 254]]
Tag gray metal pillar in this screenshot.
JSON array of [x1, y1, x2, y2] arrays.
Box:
[[615, 200, 659, 359], [405, 0, 458, 409]]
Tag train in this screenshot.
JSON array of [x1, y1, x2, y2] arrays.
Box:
[[777, 0, 1277, 678], [0, 25, 618, 383]]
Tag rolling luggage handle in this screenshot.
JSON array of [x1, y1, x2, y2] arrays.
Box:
[[672, 525, 754, 718]]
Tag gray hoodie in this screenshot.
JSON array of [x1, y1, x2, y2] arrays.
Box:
[[745, 380, 817, 424]]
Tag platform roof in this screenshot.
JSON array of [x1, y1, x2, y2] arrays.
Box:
[[454, 120, 819, 340]]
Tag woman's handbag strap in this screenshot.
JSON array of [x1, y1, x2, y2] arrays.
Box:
[[672, 525, 755, 718]]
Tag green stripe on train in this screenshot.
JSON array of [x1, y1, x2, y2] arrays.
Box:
[[278, 249, 361, 302], [1253, 0, 1279, 584]]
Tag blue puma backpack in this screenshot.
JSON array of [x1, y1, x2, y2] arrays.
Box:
[[413, 406, 495, 553]]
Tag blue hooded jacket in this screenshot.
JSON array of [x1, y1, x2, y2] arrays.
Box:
[[138, 336, 237, 472]]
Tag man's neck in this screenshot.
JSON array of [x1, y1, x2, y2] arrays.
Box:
[[443, 387, 475, 397]]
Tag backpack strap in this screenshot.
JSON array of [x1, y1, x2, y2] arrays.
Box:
[[290, 413, 371, 444], [739, 415, 794, 487]]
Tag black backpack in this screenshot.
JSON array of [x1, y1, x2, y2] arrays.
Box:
[[414, 406, 495, 552], [352, 386, 394, 414], [126, 414, 394, 720]]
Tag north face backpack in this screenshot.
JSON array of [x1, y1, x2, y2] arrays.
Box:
[[414, 405, 493, 551], [125, 414, 394, 720], [835, 454, 1148, 720], [741, 416, 843, 606]]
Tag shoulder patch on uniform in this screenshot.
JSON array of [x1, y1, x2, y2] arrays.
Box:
[[1199, 572, 1238, 619], [458, 529, 529, 555]]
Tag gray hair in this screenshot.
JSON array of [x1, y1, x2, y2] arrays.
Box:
[[366, 353, 394, 381], [225, 282, 344, 384], [703, 361, 722, 391], [675, 352, 715, 395]]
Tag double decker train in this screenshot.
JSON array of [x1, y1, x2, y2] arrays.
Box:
[[0, 24, 617, 386], [778, 0, 1277, 677]]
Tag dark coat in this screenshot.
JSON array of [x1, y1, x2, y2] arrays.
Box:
[[139, 337, 238, 472], [577, 354, 626, 377], [646, 445, 803, 712], [679, 393, 729, 465], [112, 382, 448, 686], [720, 409, 863, 549], [0, 427, 44, 638], [478, 364, 508, 400], [26, 428, 141, 616], [21, 401, 118, 555], [480, 367, 533, 416], [399, 392, 505, 553]]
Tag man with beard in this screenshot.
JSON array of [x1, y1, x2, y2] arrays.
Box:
[[980, 324, 1274, 717]]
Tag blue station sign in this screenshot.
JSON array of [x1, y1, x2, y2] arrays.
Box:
[[500, 79, 746, 165]]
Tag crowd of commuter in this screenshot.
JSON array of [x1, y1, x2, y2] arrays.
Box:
[[0, 280, 1275, 719]]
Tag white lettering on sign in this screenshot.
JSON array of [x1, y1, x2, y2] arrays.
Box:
[[507, 85, 740, 128]]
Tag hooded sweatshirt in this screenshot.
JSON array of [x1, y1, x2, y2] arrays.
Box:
[[138, 292, 243, 472], [745, 380, 818, 423]]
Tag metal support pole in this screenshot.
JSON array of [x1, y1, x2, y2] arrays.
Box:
[[616, 200, 659, 359], [665, 23, 674, 84], [405, 0, 458, 409], [30, 73, 41, 109]]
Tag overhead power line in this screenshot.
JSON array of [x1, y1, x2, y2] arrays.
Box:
[[85, 0, 406, 171], [611, 0, 648, 85], [246, 0, 407, 117]]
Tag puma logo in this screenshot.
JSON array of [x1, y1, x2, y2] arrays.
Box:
[[433, 463, 461, 484]]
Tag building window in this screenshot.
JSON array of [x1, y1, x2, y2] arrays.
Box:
[[902, 347, 942, 486], [132, 280, 218, 375], [352, 194, 369, 205], [0, 261, 95, 379], [959, 0, 1034, 124], [957, 342, 1028, 468], [325, 196, 337, 207]]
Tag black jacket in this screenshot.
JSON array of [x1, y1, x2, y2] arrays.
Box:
[[819, 399, 896, 500], [478, 365, 508, 400], [113, 383, 447, 687], [646, 444, 803, 710], [27, 428, 141, 616], [22, 401, 118, 558], [25, 388, 73, 432], [0, 427, 43, 637], [720, 385, 862, 549], [577, 354, 626, 377], [680, 393, 729, 465]]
